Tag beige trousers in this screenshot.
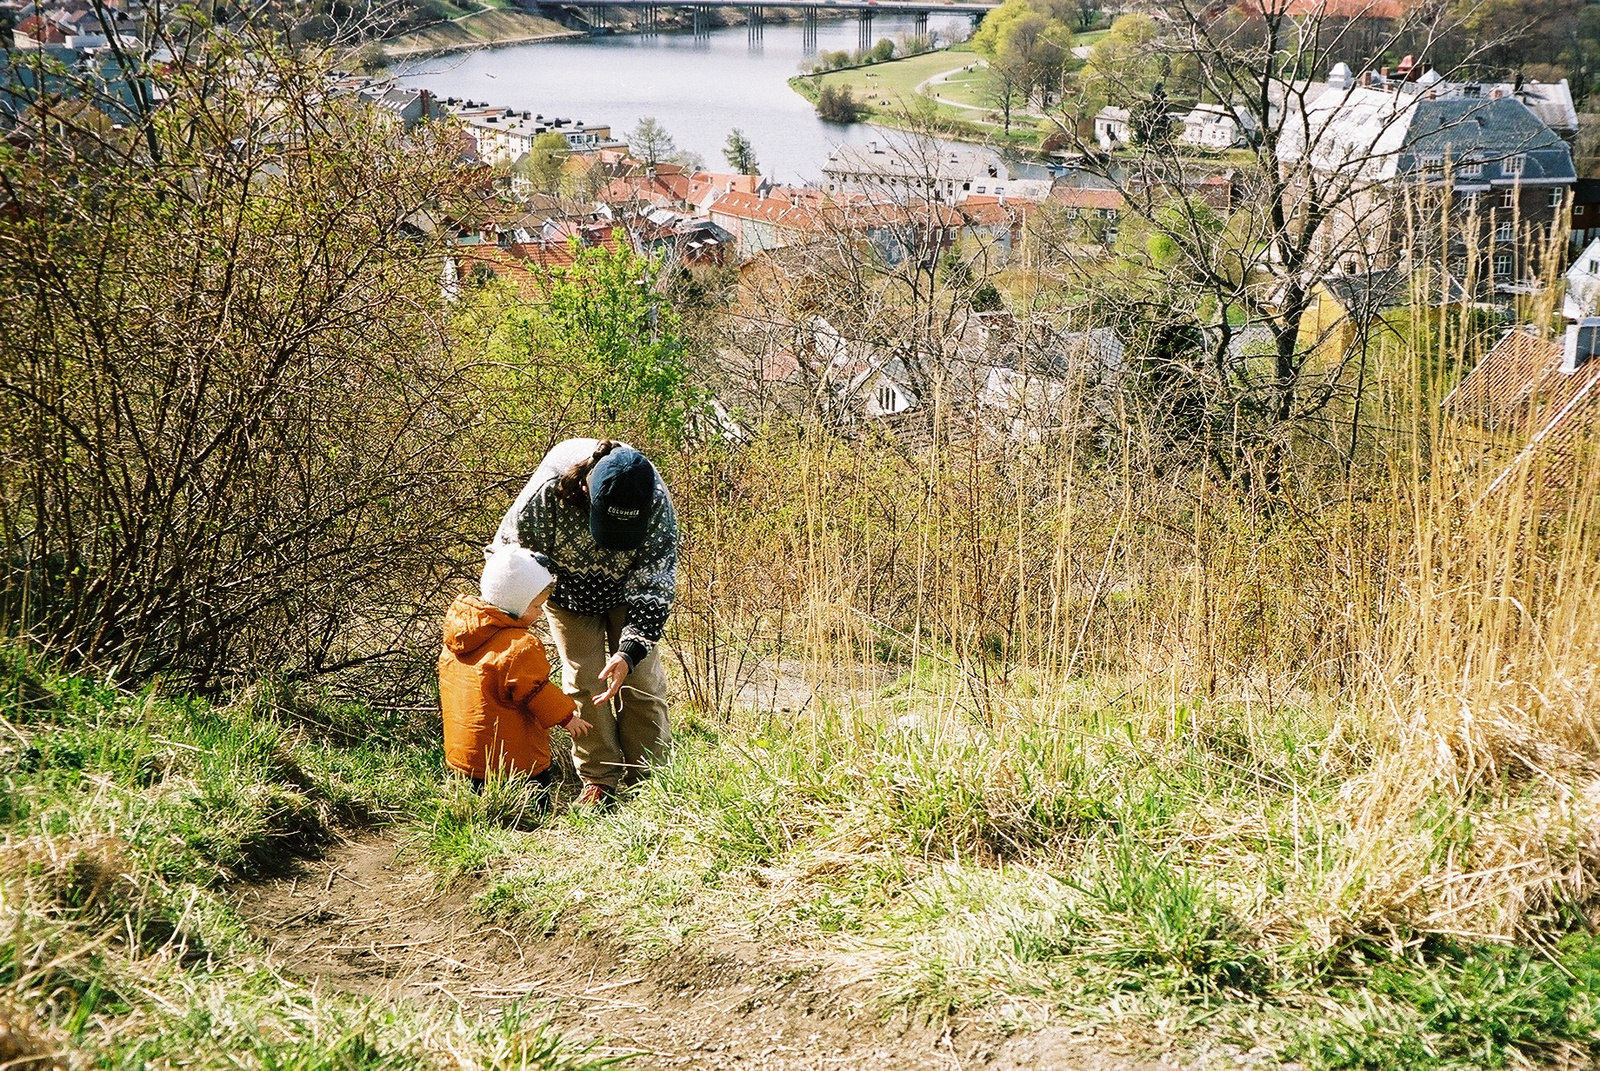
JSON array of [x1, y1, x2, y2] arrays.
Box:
[[544, 603, 671, 788]]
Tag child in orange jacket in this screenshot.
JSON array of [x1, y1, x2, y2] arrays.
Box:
[[439, 547, 591, 788]]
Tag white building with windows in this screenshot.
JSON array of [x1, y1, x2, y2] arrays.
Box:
[[1563, 237, 1600, 320], [449, 104, 617, 167], [1093, 106, 1132, 151], [1178, 103, 1258, 150], [823, 141, 1006, 203], [1279, 82, 1576, 291]]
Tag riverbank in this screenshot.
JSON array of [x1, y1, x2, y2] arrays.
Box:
[[391, 11, 982, 183], [379, 8, 580, 59], [788, 30, 1109, 153], [788, 45, 1050, 152], [379, 2, 854, 60]]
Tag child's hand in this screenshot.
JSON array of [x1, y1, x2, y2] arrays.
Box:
[[565, 714, 593, 738]]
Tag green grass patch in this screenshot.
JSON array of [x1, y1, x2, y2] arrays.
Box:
[[6, 642, 1597, 1069], [0, 645, 608, 1071], [426, 682, 1599, 1069]]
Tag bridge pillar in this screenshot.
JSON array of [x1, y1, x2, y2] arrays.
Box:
[[913, 10, 927, 38], [588, 4, 605, 30], [858, 9, 872, 52], [640, 2, 656, 34], [748, 5, 763, 44], [694, 3, 714, 35], [802, 5, 817, 54]]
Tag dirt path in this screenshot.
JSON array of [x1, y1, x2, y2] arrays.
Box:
[[233, 835, 1161, 1070]]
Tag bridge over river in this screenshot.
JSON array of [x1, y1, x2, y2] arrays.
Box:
[[542, 0, 999, 50]]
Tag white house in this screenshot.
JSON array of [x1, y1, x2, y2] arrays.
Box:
[[823, 141, 1007, 203], [1094, 106, 1132, 152], [1178, 103, 1258, 150], [1563, 237, 1600, 320], [854, 363, 918, 417]]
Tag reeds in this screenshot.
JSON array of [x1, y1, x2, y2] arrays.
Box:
[[667, 248, 1600, 951]]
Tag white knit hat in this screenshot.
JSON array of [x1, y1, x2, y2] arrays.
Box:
[[479, 547, 553, 619]]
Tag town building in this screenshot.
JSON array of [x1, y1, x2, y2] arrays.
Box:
[[823, 141, 1006, 203], [1446, 321, 1600, 490], [359, 85, 440, 131], [624, 207, 735, 268], [1563, 237, 1600, 320], [596, 163, 693, 213], [1178, 102, 1258, 150], [1048, 183, 1125, 246], [448, 102, 617, 167], [958, 195, 1034, 265], [1093, 106, 1131, 152], [1569, 179, 1600, 252], [685, 170, 764, 214], [1279, 80, 1577, 293], [707, 189, 821, 257]]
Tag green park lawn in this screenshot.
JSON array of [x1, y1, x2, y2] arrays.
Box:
[[812, 46, 974, 100], [796, 31, 1104, 144], [798, 46, 1025, 136]]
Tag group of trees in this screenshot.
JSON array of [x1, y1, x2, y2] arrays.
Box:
[[815, 83, 867, 123], [804, 34, 935, 75], [0, 30, 707, 692], [970, 0, 1075, 131]]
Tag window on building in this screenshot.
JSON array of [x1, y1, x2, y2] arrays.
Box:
[[1504, 154, 1526, 176], [1458, 159, 1483, 178], [1589, 259, 1599, 274], [1494, 253, 1514, 276], [876, 384, 896, 412], [1496, 221, 1514, 242], [1458, 191, 1480, 213], [1500, 188, 1516, 209], [1550, 187, 1566, 207], [1420, 155, 1444, 179]]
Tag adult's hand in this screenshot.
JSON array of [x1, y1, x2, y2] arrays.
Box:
[[594, 653, 630, 705]]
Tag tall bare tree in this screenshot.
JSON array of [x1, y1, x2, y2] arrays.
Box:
[[1051, 0, 1544, 488]]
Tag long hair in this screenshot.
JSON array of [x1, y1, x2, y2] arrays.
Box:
[[551, 439, 620, 511]]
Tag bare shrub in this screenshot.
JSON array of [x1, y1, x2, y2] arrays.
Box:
[[0, 40, 479, 692]]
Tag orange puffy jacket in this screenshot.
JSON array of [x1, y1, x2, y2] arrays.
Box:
[[438, 595, 577, 779]]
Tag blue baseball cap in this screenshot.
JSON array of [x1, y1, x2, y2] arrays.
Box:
[[589, 448, 656, 551]]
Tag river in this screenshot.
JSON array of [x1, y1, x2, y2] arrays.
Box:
[[395, 15, 1028, 186]]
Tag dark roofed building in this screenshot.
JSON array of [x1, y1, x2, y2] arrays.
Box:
[[1281, 86, 1577, 294], [1570, 179, 1600, 254]]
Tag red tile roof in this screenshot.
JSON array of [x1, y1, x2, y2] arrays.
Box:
[[453, 229, 624, 296], [15, 15, 66, 41], [687, 171, 760, 207], [1049, 186, 1125, 211], [708, 190, 822, 230], [1279, 0, 1407, 17], [1449, 327, 1600, 487], [597, 167, 692, 208], [960, 195, 1036, 226]]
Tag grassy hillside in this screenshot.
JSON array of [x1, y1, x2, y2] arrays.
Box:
[[5, 32, 1600, 1070], [792, 46, 1046, 144], [0, 648, 616, 1070], [5, 636, 1598, 1069], [380, 9, 578, 58]]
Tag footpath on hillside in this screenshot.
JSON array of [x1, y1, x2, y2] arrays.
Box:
[[233, 834, 1163, 1071]]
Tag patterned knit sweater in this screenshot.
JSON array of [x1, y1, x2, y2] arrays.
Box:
[[488, 439, 677, 669]]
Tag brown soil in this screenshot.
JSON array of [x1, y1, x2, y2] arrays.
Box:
[[233, 834, 1168, 1070]]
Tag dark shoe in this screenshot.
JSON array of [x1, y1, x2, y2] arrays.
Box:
[[574, 782, 616, 810]]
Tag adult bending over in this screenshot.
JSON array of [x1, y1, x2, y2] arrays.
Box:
[[487, 438, 677, 807]]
